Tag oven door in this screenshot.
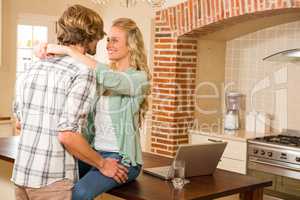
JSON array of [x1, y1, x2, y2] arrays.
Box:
[[248, 157, 300, 200]]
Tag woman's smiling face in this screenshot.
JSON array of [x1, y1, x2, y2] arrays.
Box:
[[106, 26, 129, 62]]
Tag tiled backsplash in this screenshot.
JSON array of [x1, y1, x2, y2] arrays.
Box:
[[225, 20, 300, 132]]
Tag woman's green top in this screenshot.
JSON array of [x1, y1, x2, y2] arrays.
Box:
[[83, 63, 149, 166]]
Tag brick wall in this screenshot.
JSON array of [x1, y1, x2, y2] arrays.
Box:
[[151, 0, 300, 157]]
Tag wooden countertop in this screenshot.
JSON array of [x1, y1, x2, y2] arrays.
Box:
[[0, 117, 13, 124], [0, 136, 18, 162], [0, 136, 272, 200]]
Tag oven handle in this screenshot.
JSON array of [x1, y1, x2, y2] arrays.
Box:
[[249, 158, 300, 172]]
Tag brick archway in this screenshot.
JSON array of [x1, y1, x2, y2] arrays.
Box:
[[151, 0, 300, 157]]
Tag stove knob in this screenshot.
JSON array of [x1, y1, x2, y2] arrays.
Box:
[[253, 149, 258, 154], [267, 152, 273, 157], [261, 150, 265, 156], [296, 157, 300, 162]]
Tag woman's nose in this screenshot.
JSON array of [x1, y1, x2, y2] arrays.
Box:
[[106, 41, 112, 48]]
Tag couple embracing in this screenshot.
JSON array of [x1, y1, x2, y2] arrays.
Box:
[[13, 4, 150, 200]]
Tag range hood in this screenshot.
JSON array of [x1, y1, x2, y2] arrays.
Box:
[[263, 49, 300, 62]]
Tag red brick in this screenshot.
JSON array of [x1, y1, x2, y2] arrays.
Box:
[[182, 52, 197, 56], [168, 146, 179, 151], [151, 132, 168, 138], [151, 143, 168, 150], [172, 57, 192, 62], [156, 149, 176, 157], [173, 44, 194, 49], [154, 56, 172, 61], [154, 63, 179, 67], [157, 138, 177, 145], [151, 121, 193, 129], [160, 27, 171, 31], [169, 134, 189, 139], [154, 44, 171, 49], [159, 38, 177, 43], [159, 51, 178, 55], [178, 139, 189, 144], [155, 22, 168, 26], [152, 78, 172, 83], [152, 127, 181, 134]]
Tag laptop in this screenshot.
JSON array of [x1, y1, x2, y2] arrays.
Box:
[[143, 141, 227, 180]]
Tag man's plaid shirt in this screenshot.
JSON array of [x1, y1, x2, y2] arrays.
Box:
[[12, 55, 96, 188]]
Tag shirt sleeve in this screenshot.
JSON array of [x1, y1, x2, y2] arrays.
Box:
[[95, 62, 149, 96], [13, 73, 25, 121], [57, 67, 96, 133]]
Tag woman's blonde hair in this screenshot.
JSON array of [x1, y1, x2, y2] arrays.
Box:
[[111, 18, 151, 126]]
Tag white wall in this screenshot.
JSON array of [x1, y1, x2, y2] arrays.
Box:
[[95, 1, 154, 64]]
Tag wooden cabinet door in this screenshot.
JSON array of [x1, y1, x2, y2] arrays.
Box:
[[277, 176, 300, 197], [248, 169, 276, 191]]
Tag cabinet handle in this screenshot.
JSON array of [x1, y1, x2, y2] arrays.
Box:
[[208, 139, 223, 143]]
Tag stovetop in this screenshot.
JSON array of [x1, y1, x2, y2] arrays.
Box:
[[252, 134, 300, 148], [248, 131, 300, 177]]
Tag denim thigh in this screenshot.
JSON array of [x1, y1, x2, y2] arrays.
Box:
[[72, 151, 141, 200]]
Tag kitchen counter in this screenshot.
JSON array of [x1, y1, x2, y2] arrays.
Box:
[[0, 136, 272, 200], [0, 117, 14, 137], [189, 129, 268, 142], [0, 136, 18, 162]]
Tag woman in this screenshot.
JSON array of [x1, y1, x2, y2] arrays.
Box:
[[45, 18, 150, 200]]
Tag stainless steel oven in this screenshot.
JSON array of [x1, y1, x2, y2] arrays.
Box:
[[247, 132, 300, 200]]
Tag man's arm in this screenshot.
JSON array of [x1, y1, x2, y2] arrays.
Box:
[[57, 67, 127, 183], [58, 131, 127, 183]]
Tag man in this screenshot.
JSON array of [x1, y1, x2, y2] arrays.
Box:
[[12, 5, 127, 200]]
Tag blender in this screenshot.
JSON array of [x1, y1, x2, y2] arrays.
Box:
[[224, 92, 242, 130]]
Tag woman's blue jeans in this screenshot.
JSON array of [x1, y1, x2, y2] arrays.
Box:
[[72, 151, 141, 200]]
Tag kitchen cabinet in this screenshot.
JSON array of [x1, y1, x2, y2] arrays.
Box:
[[0, 119, 14, 137], [247, 170, 276, 191], [189, 130, 248, 174], [0, 160, 15, 200], [277, 176, 300, 197]]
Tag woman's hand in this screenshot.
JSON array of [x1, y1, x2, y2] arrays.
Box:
[[15, 120, 21, 135], [98, 158, 129, 184], [33, 42, 51, 59], [47, 44, 69, 55], [33, 43, 69, 59], [35, 43, 97, 68]]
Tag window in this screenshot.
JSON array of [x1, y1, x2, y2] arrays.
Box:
[[16, 25, 48, 74], [16, 14, 57, 76]]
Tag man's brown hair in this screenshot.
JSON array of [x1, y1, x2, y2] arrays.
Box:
[[57, 5, 105, 47]]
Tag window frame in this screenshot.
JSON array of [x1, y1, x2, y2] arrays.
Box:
[[16, 14, 57, 75]]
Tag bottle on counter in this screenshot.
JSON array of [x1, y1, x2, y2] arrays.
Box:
[[245, 111, 256, 133], [256, 112, 271, 136], [245, 111, 271, 137]]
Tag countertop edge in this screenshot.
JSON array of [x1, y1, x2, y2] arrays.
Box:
[[189, 129, 258, 142]]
